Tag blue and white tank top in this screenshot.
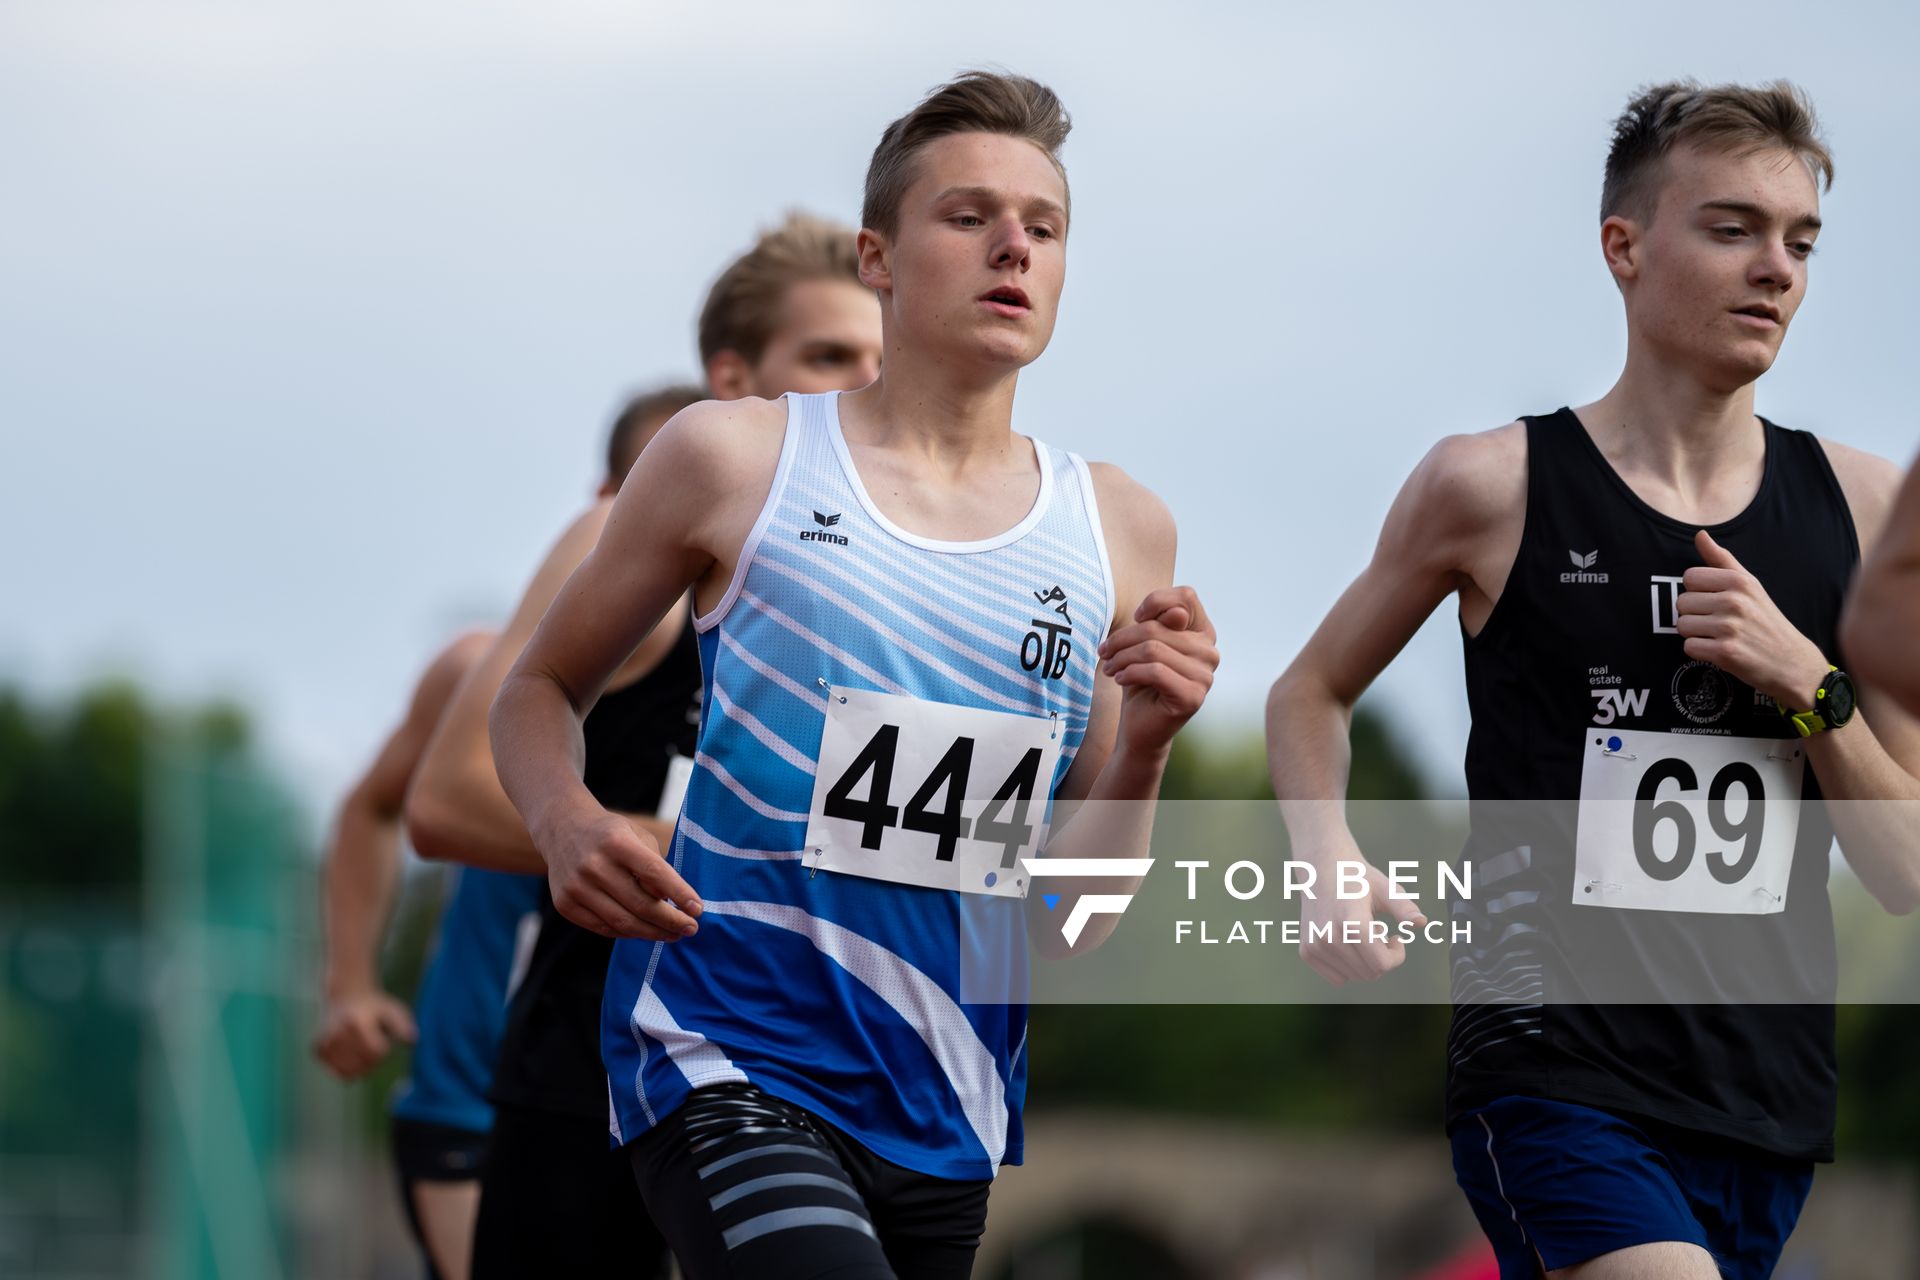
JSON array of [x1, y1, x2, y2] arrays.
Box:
[[601, 391, 1114, 1179], [389, 866, 544, 1134]]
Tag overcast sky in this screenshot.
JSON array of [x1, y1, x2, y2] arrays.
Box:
[[4, 1, 1916, 829]]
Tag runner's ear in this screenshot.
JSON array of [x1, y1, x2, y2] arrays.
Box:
[[706, 350, 753, 401]]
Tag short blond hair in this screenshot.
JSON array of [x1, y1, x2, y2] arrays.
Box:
[[863, 71, 1071, 237], [1602, 80, 1833, 223], [697, 213, 862, 366]]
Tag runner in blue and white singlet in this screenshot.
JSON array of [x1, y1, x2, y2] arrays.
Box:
[[491, 73, 1221, 1280], [602, 389, 1113, 1178]]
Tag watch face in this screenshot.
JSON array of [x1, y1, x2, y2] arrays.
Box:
[[1826, 672, 1857, 724]]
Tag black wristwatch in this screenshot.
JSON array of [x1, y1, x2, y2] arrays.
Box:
[[1776, 667, 1857, 737]]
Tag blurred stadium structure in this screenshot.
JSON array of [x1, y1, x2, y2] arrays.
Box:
[[1, 682, 1915, 1277]]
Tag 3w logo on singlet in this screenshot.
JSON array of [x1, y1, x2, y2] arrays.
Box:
[[1591, 688, 1651, 725], [1560, 549, 1609, 584], [800, 510, 849, 547], [1021, 585, 1074, 681]]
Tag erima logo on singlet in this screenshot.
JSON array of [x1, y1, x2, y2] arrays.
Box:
[[1560, 549, 1609, 584], [800, 510, 849, 546], [1022, 585, 1073, 680]]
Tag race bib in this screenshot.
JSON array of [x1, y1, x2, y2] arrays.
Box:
[[1573, 728, 1804, 914], [804, 687, 1062, 899]]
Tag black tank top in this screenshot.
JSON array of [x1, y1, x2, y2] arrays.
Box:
[[489, 610, 703, 1120], [1447, 409, 1857, 1161]]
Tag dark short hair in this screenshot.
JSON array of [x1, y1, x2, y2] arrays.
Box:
[[862, 71, 1071, 237], [1602, 80, 1833, 223], [605, 383, 705, 486]]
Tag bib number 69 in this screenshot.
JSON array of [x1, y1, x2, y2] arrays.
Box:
[[1633, 757, 1767, 886]]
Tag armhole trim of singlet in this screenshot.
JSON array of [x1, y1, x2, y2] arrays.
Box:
[[1069, 452, 1119, 650], [694, 394, 803, 633], [1460, 417, 1539, 649], [1794, 427, 1864, 569]]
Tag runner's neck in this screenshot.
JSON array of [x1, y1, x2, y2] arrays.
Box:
[[1576, 353, 1767, 508], [841, 361, 1022, 471]]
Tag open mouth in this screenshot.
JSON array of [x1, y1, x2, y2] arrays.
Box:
[[980, 286, 1031, 312], [1731, 303, 1781, 325]]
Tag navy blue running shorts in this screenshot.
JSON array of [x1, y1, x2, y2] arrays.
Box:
[[1451, 1095, 1813, 1279]]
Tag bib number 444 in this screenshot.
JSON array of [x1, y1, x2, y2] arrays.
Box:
[[822, 725, 1044, 868], [805, 687, 1062, 898]]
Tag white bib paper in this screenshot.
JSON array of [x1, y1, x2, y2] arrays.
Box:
[[1573, 727, 1804, 915], [804, 687, 1062, 899]]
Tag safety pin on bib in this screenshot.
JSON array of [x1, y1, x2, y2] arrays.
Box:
[[808, 678, 844, 878]]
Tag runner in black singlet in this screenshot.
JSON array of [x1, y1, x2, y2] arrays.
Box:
[[1268, 81, 1920, 1280]]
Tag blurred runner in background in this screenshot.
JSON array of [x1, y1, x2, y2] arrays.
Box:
[[406, 214, 883, 1278], [314, 627, 541, 1280]]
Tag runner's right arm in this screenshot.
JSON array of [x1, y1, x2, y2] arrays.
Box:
[[489, 398, 786, 940], [405, 500, 685, 876], [313, 631, 489, 1079], [1842, 454, 1920, 718], [1266, 427, 1525, 985]]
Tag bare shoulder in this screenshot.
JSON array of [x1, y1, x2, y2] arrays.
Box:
[[643, 395, 790, 486], [1085, 461, 1176, 589], [1407, 422, 1527, 522], [1816, 436, 1903, 548], [418, 628, 497, 707], [1086, 461, 1174, 545], [438, 628, 497, 673]]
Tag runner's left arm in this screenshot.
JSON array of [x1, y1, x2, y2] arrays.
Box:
[[489, 399, 782, 939], [1808, 447, 1920, 912], [406, 499, 684, 876], [1028, 465, 1219, 957], [1842, 452, 1920, 718], [1676, 444, 1920, 913], [313, 631, 488, 1079]]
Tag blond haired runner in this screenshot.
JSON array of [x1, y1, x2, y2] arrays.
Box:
[[489, 72, 1218, 1279], [1268, 81, 1920, 1279], [405, 217, 881, 1277]]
